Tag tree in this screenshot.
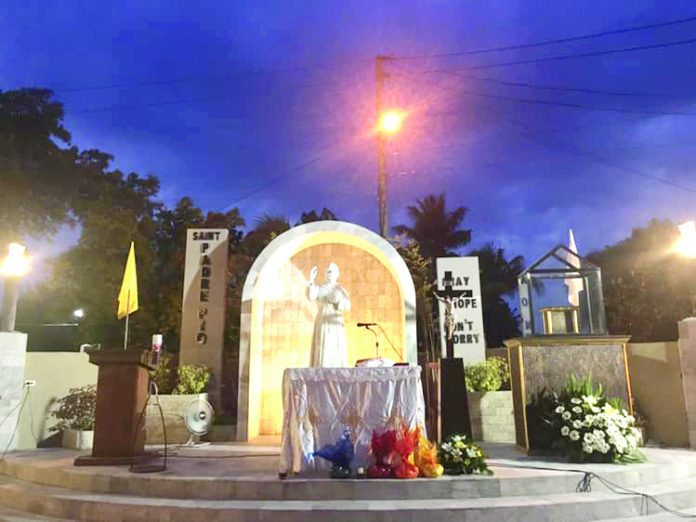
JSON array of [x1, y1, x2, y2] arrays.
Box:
[[241, 214, 290, 259], [588, 219, 696, 341], [0, 88, 83, 243], [19, 158, 162, 348], [296, 207, 337, 225], [151, 197, 245, 351], [468, 244, 525, 347], [393, 193, 471, 258], [393, 240, 437, 360]]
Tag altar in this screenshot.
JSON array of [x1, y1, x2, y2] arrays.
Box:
[[279, 366, 426, 475]]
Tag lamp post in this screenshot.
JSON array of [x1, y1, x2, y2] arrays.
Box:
[[0, 243, 30, 332], [677, 221, 696, 315], [375, 108, 405, 238]]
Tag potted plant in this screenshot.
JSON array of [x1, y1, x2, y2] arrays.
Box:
[[146, 360, 211, 444], [50, 385, 96, 450], [464, 357, 515, 443]]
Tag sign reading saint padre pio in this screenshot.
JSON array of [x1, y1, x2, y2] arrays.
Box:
[[180, 229, 229, 408]]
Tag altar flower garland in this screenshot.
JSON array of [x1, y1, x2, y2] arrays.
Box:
[[367, 426, 449, 479], [438, 434, 491, 475], [549, 376, 645, 464], [313, 429, 355, 478], [414, 428, 444, 478]]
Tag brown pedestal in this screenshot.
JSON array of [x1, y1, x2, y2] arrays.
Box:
[[75, 349, 155, 466], [504, 335, 632, 452]]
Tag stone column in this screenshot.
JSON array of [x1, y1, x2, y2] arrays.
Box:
[[0, 332, 28, 452], [678, 318, 696, 448]]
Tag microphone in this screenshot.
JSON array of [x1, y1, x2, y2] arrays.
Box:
[[357, 322, 377, 327]]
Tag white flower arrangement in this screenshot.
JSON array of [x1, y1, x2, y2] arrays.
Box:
[[438, 434, 491, 475], [552, 388, 644, 463]]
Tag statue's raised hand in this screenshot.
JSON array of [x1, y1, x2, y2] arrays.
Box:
[[309, 266, 318, 284]]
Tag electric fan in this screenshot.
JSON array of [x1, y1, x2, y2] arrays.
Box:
[[183, 397, 214, 447]]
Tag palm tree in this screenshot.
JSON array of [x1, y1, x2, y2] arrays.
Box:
[[470, 244, 525, 300], [241, 214, 290, 258], [393, 193, 471, 259], [468, 244, 526, 347]]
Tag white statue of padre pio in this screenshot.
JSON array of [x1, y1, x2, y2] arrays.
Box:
[[307, 263, 351, 367]]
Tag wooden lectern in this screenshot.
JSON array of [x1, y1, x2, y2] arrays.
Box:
[[74, 349, 155, 466]]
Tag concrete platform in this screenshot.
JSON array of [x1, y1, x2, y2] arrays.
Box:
[[0, 443, 695, 521]]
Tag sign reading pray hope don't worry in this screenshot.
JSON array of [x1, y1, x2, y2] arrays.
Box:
[[436, 257, 486, 364]]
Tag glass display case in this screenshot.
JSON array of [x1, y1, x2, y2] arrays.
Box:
[[517, 245, 607, 337]]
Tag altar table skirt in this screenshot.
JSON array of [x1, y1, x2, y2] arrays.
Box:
[[279, 366, 426, 474]]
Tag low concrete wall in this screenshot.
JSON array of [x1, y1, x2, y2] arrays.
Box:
[[468, 390, 515, 443], [0, 332, 28, 453], [627, 342, 689, 447], [145, 394, 208, 444], [17, 352, 97, 450]]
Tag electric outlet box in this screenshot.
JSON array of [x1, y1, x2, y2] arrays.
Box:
[[24, 380, 36, 387]]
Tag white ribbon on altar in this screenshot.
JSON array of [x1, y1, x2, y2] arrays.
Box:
[[279, 366, 426, 475]]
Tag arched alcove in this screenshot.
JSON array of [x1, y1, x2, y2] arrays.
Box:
[[236, 221, 417, 441]]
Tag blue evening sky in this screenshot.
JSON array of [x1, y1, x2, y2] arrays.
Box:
[[3, 1, 696, 271]]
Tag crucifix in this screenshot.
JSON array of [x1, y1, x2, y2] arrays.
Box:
[[434, 270, 472, 440], [434, 270, 468, 358]]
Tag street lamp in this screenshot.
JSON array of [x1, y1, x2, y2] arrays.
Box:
[[0, 243, 30, 332], [375, 109, 405, 238], [378, 110, 405, 135], [677, 221, 696, 259], [73, 308, 85, 320]]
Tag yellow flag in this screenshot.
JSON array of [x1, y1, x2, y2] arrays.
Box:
[[117, 242, 139, 319]]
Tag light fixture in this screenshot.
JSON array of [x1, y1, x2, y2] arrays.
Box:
[[676, 221, 696, 259], [0, 243, 30, 278]]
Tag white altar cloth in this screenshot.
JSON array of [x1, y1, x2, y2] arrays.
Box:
[[279, 366, 426, 474]]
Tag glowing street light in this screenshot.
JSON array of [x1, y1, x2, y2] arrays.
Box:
[[0, 243, 30, 278], [375, 109, 406, 238], [1, 243, 30, 332], [378, 110, 405, 135], [676, 221, 696, 259], [73, 308, 85, 319]]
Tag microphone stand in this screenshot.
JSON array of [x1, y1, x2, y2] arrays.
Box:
[[364, 325, 380, 358], [375, 324, 402, 361]]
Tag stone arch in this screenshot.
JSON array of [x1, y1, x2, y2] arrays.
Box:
[[236, 221, 417, 440]]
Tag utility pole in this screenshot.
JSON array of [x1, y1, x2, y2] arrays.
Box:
[[375, 55, 391, 238]]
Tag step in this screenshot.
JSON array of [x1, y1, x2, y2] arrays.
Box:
[[2, 448, 696, 501], [2, 473, 696, 522], [602, 507, 696, 521], [0, 505, 73, 522]]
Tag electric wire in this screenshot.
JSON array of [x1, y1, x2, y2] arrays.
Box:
[[419, 72, 679, 100], [420, 78, 696, 194], [215, 136, 354, 210], [0, 387, 30, 460], [395, 15, 696, 59], [494, 463, 696, 518], [429, 86, 696, 117], [410, 36, 696, 73]]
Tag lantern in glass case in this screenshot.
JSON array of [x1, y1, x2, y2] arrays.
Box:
[[517, 245, 607, 337]]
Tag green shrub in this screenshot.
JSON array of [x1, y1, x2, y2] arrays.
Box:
[[175, 364, 211, 395], [150, 352, 175, 394], [49, 385, 96, 432], [464, 357, 509, 392]]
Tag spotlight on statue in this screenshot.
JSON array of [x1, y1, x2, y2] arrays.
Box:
[[676, 221, 696, 259], [0, 243, 30, 332]]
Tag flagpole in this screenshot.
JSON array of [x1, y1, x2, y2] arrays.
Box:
[[123, 289, 130, 350]]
